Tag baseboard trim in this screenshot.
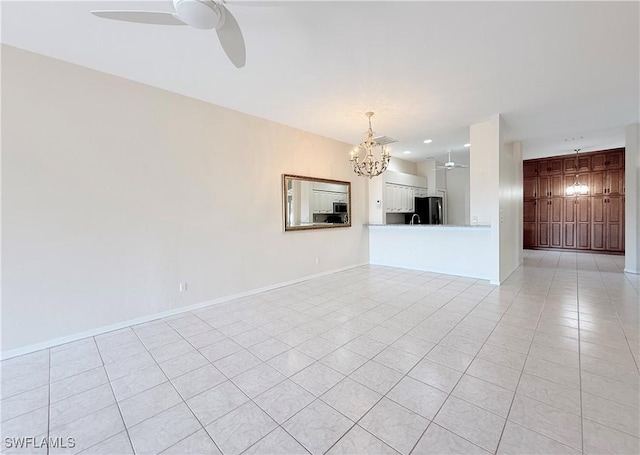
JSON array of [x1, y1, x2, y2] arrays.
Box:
[[0, 262, 369, 360], [624, 268, 640, 274]]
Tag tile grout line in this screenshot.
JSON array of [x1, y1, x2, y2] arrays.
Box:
[[576, 253, 585, 454], [405, 291, 517, 455], [244, 274, 460, 455], [84, 336, 136, 455], [490, 250, 559, 454], [323, 279, 484, 455], [596, 264, 640, 374]]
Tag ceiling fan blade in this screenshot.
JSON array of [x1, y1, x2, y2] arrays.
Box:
[[456, 164, 469, 168], [91, 10, 186, 26], [216, 4, 246, 68]]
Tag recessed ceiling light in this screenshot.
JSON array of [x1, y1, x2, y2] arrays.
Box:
[[403, 151, 412, 154], [464, 143, 471, 148], [563, 136, 583, 142], [423, 139, 433, 144]]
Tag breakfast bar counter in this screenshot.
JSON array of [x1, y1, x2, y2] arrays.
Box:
[[367, 224, 494, 282]]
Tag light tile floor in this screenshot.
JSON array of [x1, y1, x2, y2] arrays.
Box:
[[1, 251, 639, 454]]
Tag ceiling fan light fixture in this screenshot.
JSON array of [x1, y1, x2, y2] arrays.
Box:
[[464, 143, 471, 148], [173, 0, 223, 29]]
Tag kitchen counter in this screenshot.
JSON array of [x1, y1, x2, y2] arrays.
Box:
[[366, 224, 490, 229], [368, 223, 495, 283]]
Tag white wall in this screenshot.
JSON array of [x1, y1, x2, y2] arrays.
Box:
[[445, 167, 470, 225], [2, 46, 369, 354], [625, 123, 640, 274], [469, 115, 501, 283], [388, 157, 418, 175], [499, 142, 524, 282]]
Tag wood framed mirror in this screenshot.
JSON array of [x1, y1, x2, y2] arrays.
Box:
[[282, 174, 352, 231]]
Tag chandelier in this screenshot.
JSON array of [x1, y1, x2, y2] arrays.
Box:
[[566, 149, 589, 196], [349, 112, 391, 178]]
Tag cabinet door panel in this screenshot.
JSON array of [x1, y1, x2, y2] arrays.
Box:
[[591, 172, 605, 195], [564, 199, 576, 223], [605, 151, 624, 170], [564, 223, 576, 249], [565, 156, 591, 173], [551, 198, 562, 223], [539, 159, 563, 175], [538, 177, 551, 198], [607, 196, 622, 223], [523, 161, 538, 178], [576, 197, 590, 249], [591, 197, 606, 250], [577, 223, 590, 249], [550, 223, 563, 247], [523, 177, 537, 199], [538, 199, 551, 223], [524, 222, 537, 248], [606, 170, 624, 195], [538, 222, 550, 247], [591, 197, 605, 223], [577, 197, 590, 223], [550, 175, 564, 197], [607, 223, 623, 251], [591, 223, 606, 250], [408, 188, 415, 212], [524, 200, 536, 223], [591, 154, 607, 171]]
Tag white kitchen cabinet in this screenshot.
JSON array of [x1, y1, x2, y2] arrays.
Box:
[[312, 190, 348, 214], [385, 184, 424, 213]]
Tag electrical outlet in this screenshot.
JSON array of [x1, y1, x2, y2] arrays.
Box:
[[472, 216, 478, 224], [179, 282, 187, 292]]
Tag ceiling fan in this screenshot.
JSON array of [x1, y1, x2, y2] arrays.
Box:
[[437, 150, 468, 170], [91, 0, 246, 68]]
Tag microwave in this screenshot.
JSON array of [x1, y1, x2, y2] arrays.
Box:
[[333, 202, 347, 214]]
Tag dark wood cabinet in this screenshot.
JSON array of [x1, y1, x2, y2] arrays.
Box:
[[576, 196, 590, 250], [523, 161, 538, 178], [538, 159, 563, 175], [592, 150, 624, 171], [607, 196, 624, 251], [523, 177, 537, 199], [591, 196, 624, 251], [539, 175, 564, 197], [607, 169, 624, 195], [537, 199, 562, 248], [563, 196, 591, 250], [523, 200, 537, 248], [564, 156, 590, 174], [523, 148, 624, 253], [592, 170, 624, 196]]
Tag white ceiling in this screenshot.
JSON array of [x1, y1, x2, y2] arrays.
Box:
[[2, 1, 638, 162]]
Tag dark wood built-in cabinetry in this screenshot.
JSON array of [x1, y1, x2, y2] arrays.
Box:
[[523, 148, 624, 253]]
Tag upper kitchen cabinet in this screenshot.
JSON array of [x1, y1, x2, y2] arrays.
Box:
[[538, 158, 563, 175], [591, 149, 624, 171]]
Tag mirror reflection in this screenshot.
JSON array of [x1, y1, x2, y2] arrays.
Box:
[[283, 175, 351, 231]]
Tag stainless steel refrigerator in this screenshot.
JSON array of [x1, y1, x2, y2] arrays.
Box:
[[415, 196, 443, 224]]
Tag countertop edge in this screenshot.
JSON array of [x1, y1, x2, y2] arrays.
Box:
[[365, 224, 491, 229]]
